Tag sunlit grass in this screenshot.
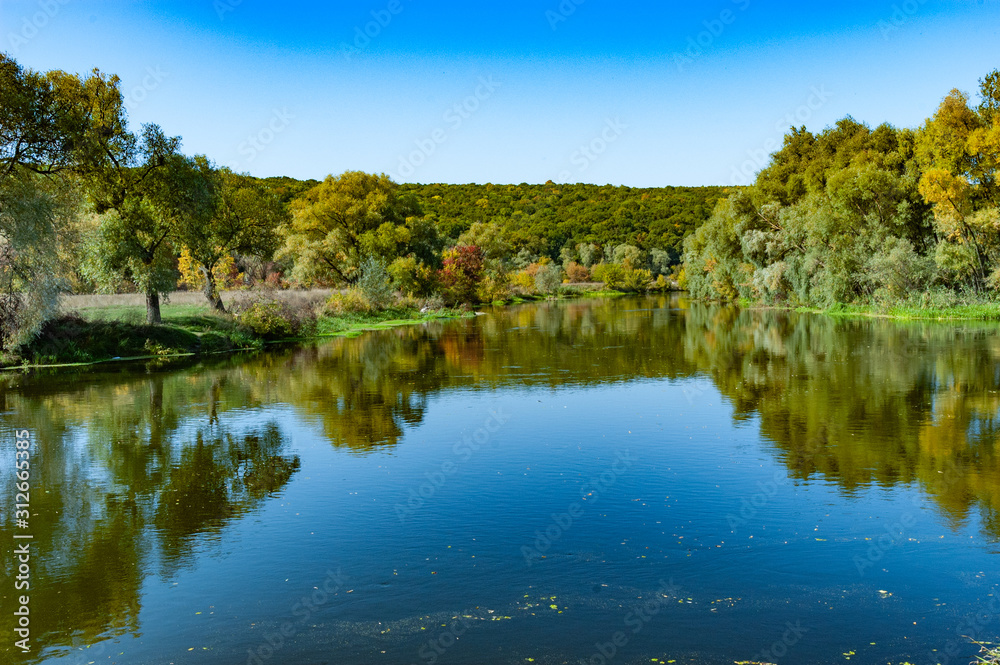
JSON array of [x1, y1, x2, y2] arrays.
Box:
[[805, 302, 1000, 321]]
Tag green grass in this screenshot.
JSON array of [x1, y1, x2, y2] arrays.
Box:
[[314, 307, 473, 338], [10, 310, 261, 369], [71, 303, 214, 323], [801, 302, 1000, 321]]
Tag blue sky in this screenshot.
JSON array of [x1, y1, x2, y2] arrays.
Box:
[[1, 0, 997, 186]]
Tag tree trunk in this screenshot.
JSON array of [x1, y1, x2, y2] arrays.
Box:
[[146, 290, 162, 324], [200, 266, 226, 312]]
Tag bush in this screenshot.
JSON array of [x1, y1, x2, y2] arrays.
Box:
[[322, 289, 373, 316], [592, 262, 625, 289], [232, 301, 293, 339], [438, 245, 485, 305], [622, 268, 653, 293], [388, 256, 438, 297], [534, 263, 563, 294], [357, 256, 394, 308], [230, 292, 318, 340], [564, 261, 591, 282], [510, 270, 536, 295], [477, 270, 512, 303], [676, 266, 688, 290]]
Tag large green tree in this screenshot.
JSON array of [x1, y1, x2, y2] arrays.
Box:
[[278, 171, 421, 285], [59, 68, 211, 323], [0, 53, 85, 348], [916, 75, 1000, 291]]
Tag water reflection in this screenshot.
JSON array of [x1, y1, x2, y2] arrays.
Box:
[[0, 369, 299, 659], [2, 296, 1000, 661]]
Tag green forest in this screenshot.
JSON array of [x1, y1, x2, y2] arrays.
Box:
[[683, 69, 1000, 311]]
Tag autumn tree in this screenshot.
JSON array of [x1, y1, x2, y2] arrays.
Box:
[[916, 77, 1000, 290], [438, 245, 484, 304]]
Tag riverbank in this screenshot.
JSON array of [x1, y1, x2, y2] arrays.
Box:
[[795, 301, 1000, 322], [5, 285, 628, 370], [5, 304, 474, 370]]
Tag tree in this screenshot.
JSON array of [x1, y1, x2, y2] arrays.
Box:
[[916, 86, 1000, 290], [438, 245, 484, 305], [82, 144, 213, 323], [0, 173, 79, 349], [1, 53, 79, 179], [978, 69, 1000, 125], [278, 171, 421, 286], [55, 67, 204, 323], [177, 163, 286, 311], [0, 54, 86, 348]]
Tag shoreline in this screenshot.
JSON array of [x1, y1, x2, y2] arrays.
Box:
[[3, 288, 633, 372]]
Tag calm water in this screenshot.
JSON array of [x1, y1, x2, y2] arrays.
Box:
[[2, 296, 999, 665]]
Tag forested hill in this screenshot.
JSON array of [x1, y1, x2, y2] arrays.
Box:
[[397, 183, 729, 261], [257, 178, 730, 262]]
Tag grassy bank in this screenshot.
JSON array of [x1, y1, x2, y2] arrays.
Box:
[[6, 284, 649, 370], [795, 302, 1000, 322], [6, 291, 473, 370]]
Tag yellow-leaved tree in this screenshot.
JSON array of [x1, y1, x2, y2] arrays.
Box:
[[916, 76, 1000, 291], [277, 171, 422, 286]]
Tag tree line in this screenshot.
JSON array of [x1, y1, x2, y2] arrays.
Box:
[[0, 52, 726, 350], [683, 69, 1000, 308]]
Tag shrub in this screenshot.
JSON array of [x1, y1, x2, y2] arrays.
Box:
[[357, 255, 394, 309], [264, 271, 285, 289], [510, 270, 536, 295], [388, 256, 438, 298], [534, 263, 563, 294], [230, 291, 318, 340], [417, 294, 446, 311], [864, 238, 934, 301], [564, 261, 591, 282], [676, 266, 688, 291], [233, 301, 294, 339], [322, 289, 373, 316], [621, 268, 653, 293], [477, 270, 512, 303], [592, 262, 625, 289], [438, 245, 485, 305]]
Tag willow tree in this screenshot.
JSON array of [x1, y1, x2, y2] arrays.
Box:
[[57, 68, 212, 324], [278, 171, 421, 285], [177, 164, 286, 311], [0, 53, 84, 348]]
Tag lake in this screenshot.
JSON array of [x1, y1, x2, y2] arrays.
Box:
[[2, 295, 998, 665]]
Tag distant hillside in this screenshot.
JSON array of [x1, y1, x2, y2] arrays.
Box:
[[399, 182, 731, 261], [258, 176, 732, 262]]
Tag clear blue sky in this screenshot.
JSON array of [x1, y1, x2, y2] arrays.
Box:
[[2, 0, 997, 186]]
